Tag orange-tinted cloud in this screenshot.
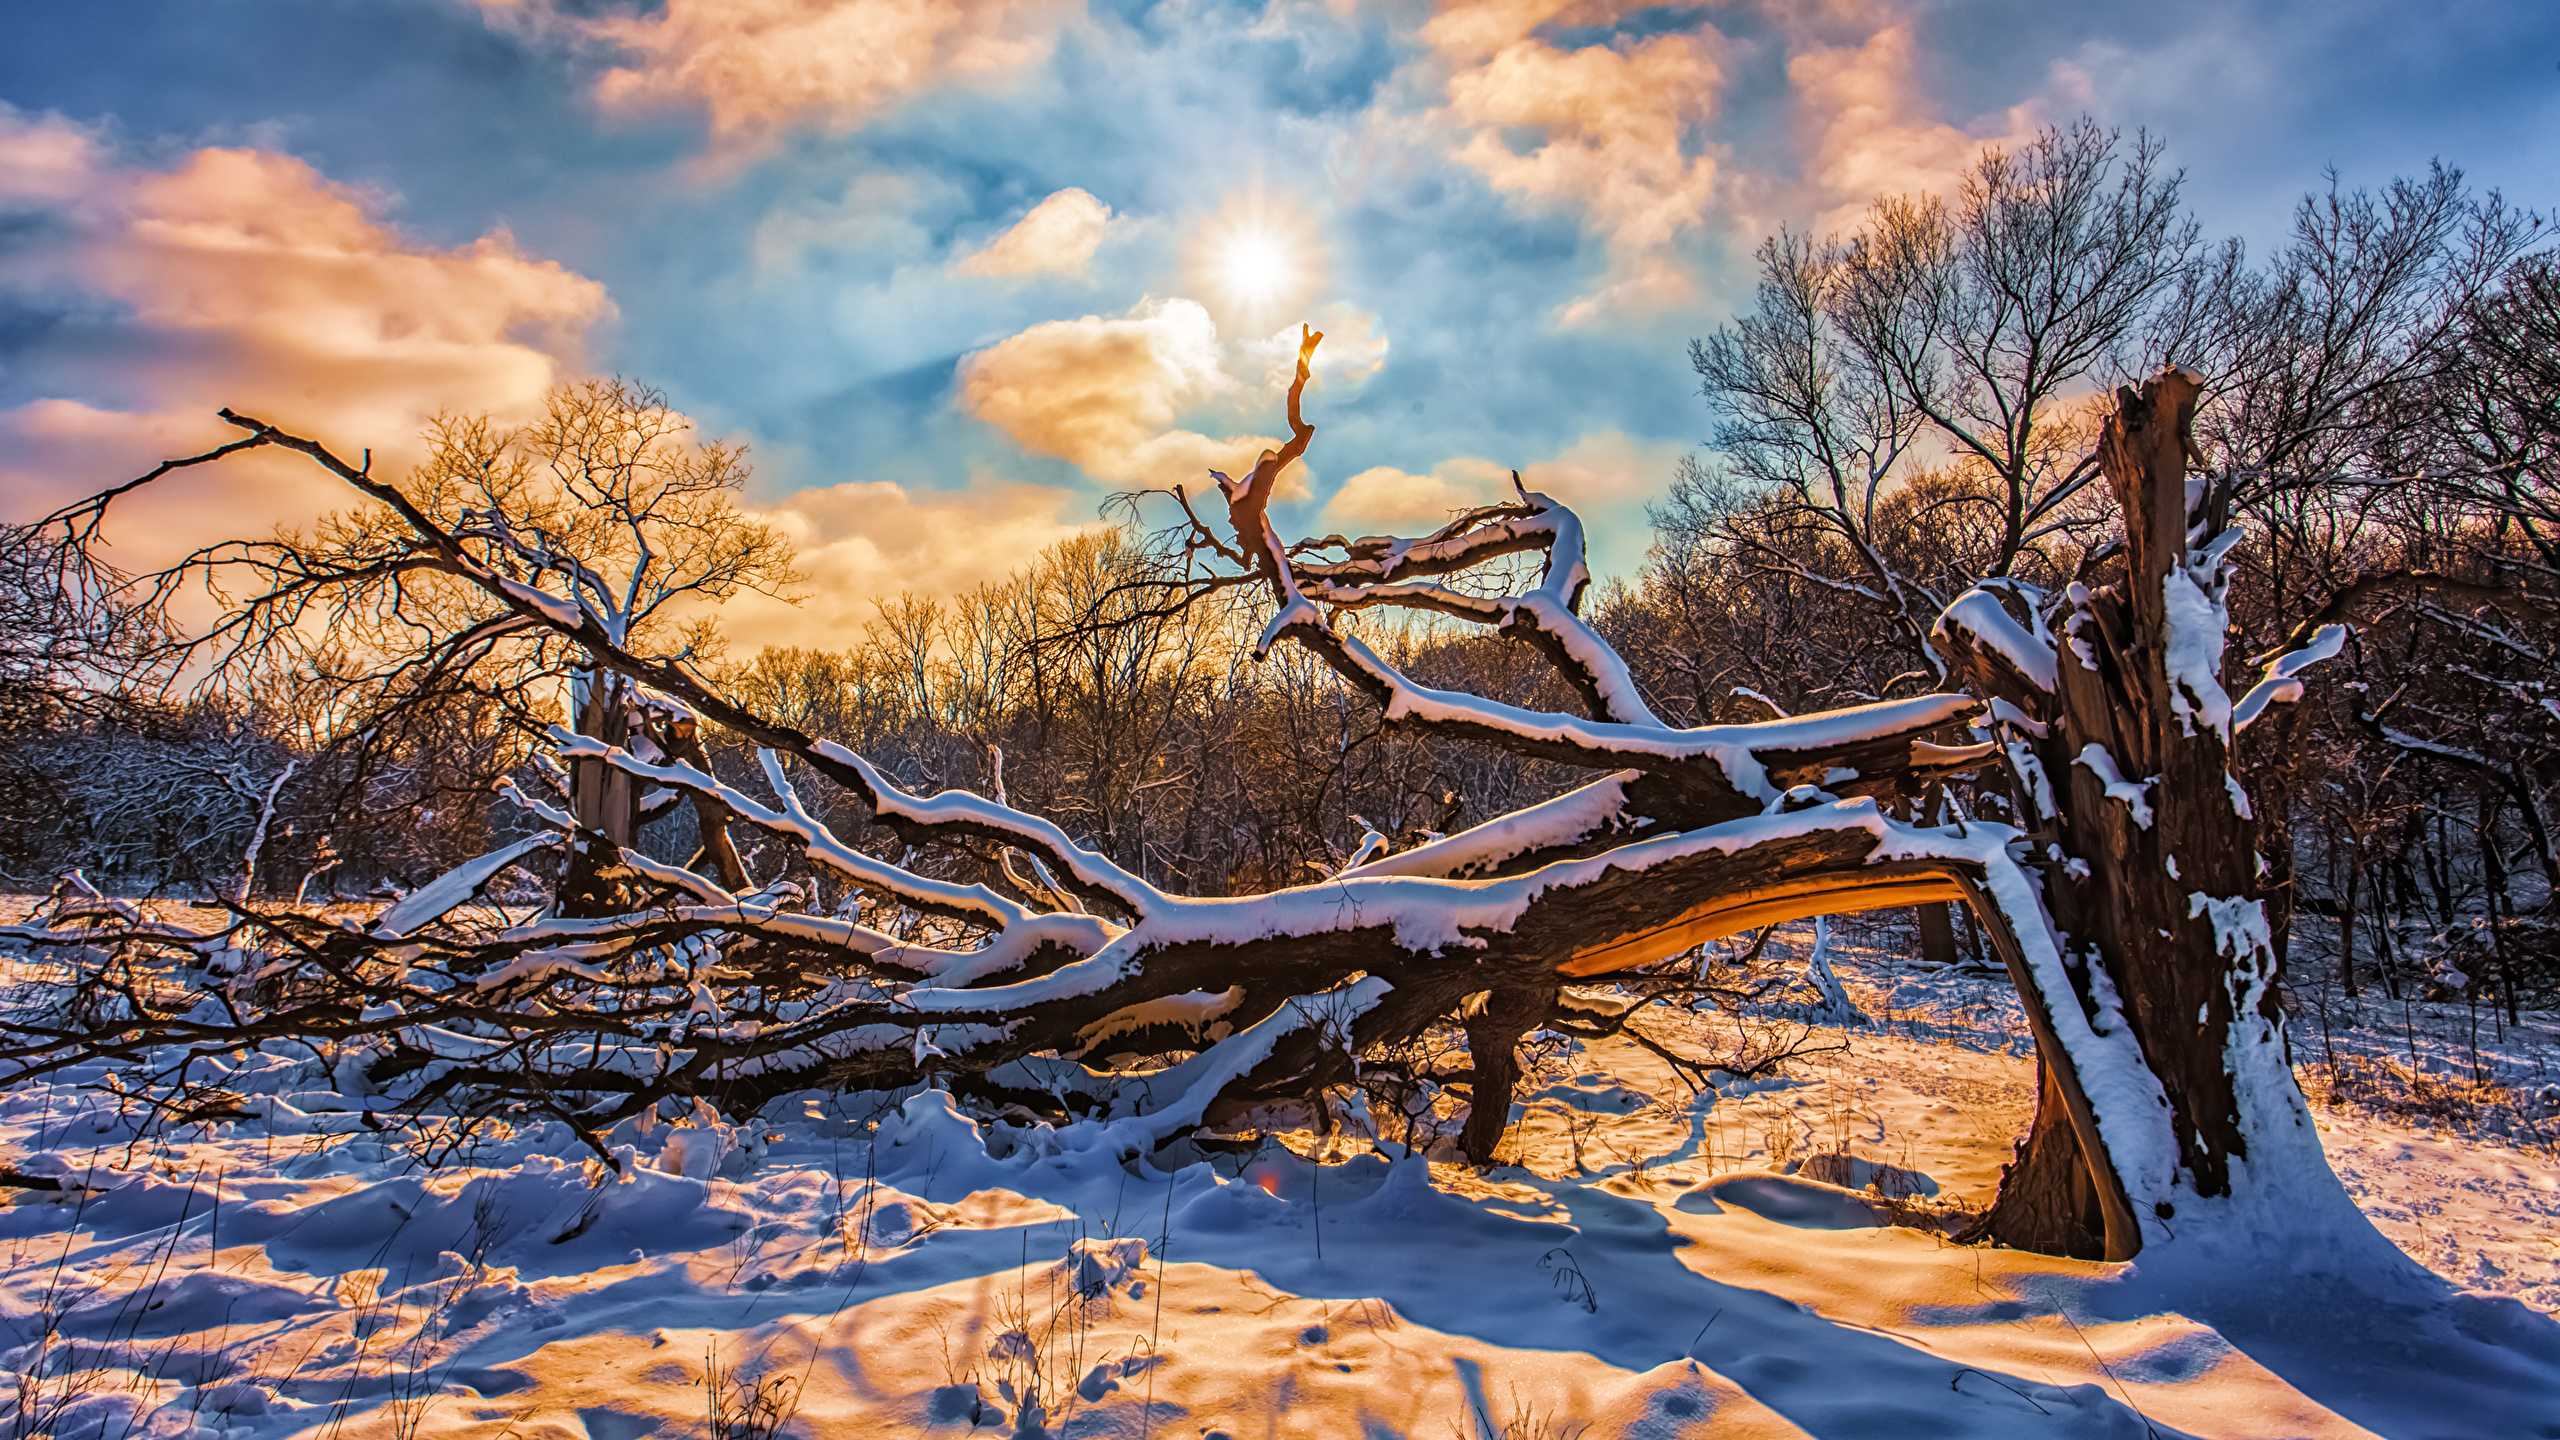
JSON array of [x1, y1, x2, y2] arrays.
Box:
[[1318, 431, 1684, 543], [0, 118, 611, 561], [1320, 457, 1515, 538], [1422, 1, 1724, 323], [954, 187, 1116, 279], [1782, 22, 2051, 233], [954, 294, 1395, 498], [563, 0, 1066, 158], [954, 296, 1304, 494], [721, 475, 1099, 648], [957, 297, 1231, 468], [0, 399, 339, 577]]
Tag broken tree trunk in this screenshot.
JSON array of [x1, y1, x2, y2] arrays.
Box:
[[561, 669, 640, 917], [1938, 367, 2342, 1259], [654, 711, 750, 892]]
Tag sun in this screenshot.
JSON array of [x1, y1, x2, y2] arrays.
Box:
[[1189, 190, 1323, 329], [1222, 229, 1292, 308]]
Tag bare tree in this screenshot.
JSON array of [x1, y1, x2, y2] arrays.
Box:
[[1688, 121, 2196, 673], [1935, 369, 2365, 1255]]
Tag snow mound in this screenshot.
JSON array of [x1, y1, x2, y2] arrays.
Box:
[[1794, 1151, 1940, 1198], [1677, 1172, 1884, 1229], [63, 1269, 315, 1339], [1057, 1235, 1148, 1296]]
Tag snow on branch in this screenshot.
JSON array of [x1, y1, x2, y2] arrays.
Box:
[[1174, 328, 1991, 839], [2072, 744, 2156, 829], [2231, 623, 2346, 732], [1100, 976, 1393, 1153], [374, 832, 563, 938], [1345, 773, 1648, 881], [1293, 479, 1659, 726], [554, 730, 1066, 936], [42, 408, 1160, 929], [1932, 586, 2059, 698], [806, 739, 1165, 920]]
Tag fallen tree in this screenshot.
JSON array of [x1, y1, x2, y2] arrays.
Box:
[[0, 337, 2359, 1261]]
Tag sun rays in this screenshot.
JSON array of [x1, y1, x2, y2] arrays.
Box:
[[1193, 188, 1322, 330]]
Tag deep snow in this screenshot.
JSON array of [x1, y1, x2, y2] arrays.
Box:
[[2, 917, 2554, 1439]]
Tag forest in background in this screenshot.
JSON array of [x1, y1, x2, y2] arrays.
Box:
[[3, 120, 2552, 1020]]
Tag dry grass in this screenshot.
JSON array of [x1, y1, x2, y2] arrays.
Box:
[[2303, 1054, 2558, 1155]]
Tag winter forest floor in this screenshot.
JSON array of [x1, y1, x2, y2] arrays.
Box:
[[2, 908, 2555, 1439]]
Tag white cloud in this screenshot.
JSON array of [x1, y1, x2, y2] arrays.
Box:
[[751, 170, 969, 271], [1243, 303, 1389, 395], [954, 187, 1116, 279], [0, 104, 103, 205]]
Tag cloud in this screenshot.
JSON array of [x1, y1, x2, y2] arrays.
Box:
[[956, 295, 1335, 495], [1782, 23, 2052, 233], [721, 475, 1097, 649], [96, 150, 605, 418], [0, 120, 611, 560], [1553, 254, 1699, 330], [0, 399, 338, 569], [954, 187, 1116, 279], [0, 104, 102, 204], [539, 0, 1067, 158], [1242, 303, 1389, 395], [956, 297, 1231, 468], [751, 169, 968, 271], [1319, 431, 1688, 573], [1421, 1, 1725, 323], [1405, 4, 2075, 311], [1320, 456, 1515, 538], [1522, 430, 1689, 510], [953, 293, 1397, 498]]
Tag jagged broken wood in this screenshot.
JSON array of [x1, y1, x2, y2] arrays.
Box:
[[1933, 367, 2354, 1258]]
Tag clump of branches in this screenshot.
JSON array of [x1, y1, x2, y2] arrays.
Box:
[[0, 337, 2014, 1181]]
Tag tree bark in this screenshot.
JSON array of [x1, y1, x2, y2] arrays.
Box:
[[1916, 903, 1961, 968], [1462, 977, 1559, 1165], [562, 672, 639, 917], [1950, 368, 2334, 1258], [1989, 1067, 2114, 1257], [656, 714, 749, 892]]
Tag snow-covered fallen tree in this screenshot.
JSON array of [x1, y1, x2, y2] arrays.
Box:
[[0, 340, 2365, 1265]]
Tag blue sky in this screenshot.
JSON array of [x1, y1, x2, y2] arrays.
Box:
[[4, 0, 2554, 645]]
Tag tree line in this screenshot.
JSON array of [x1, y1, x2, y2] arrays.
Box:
[[3, 120, 2551, 1020]]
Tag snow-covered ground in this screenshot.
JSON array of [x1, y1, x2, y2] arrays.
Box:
[[2, 918, 2554, 1438]]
